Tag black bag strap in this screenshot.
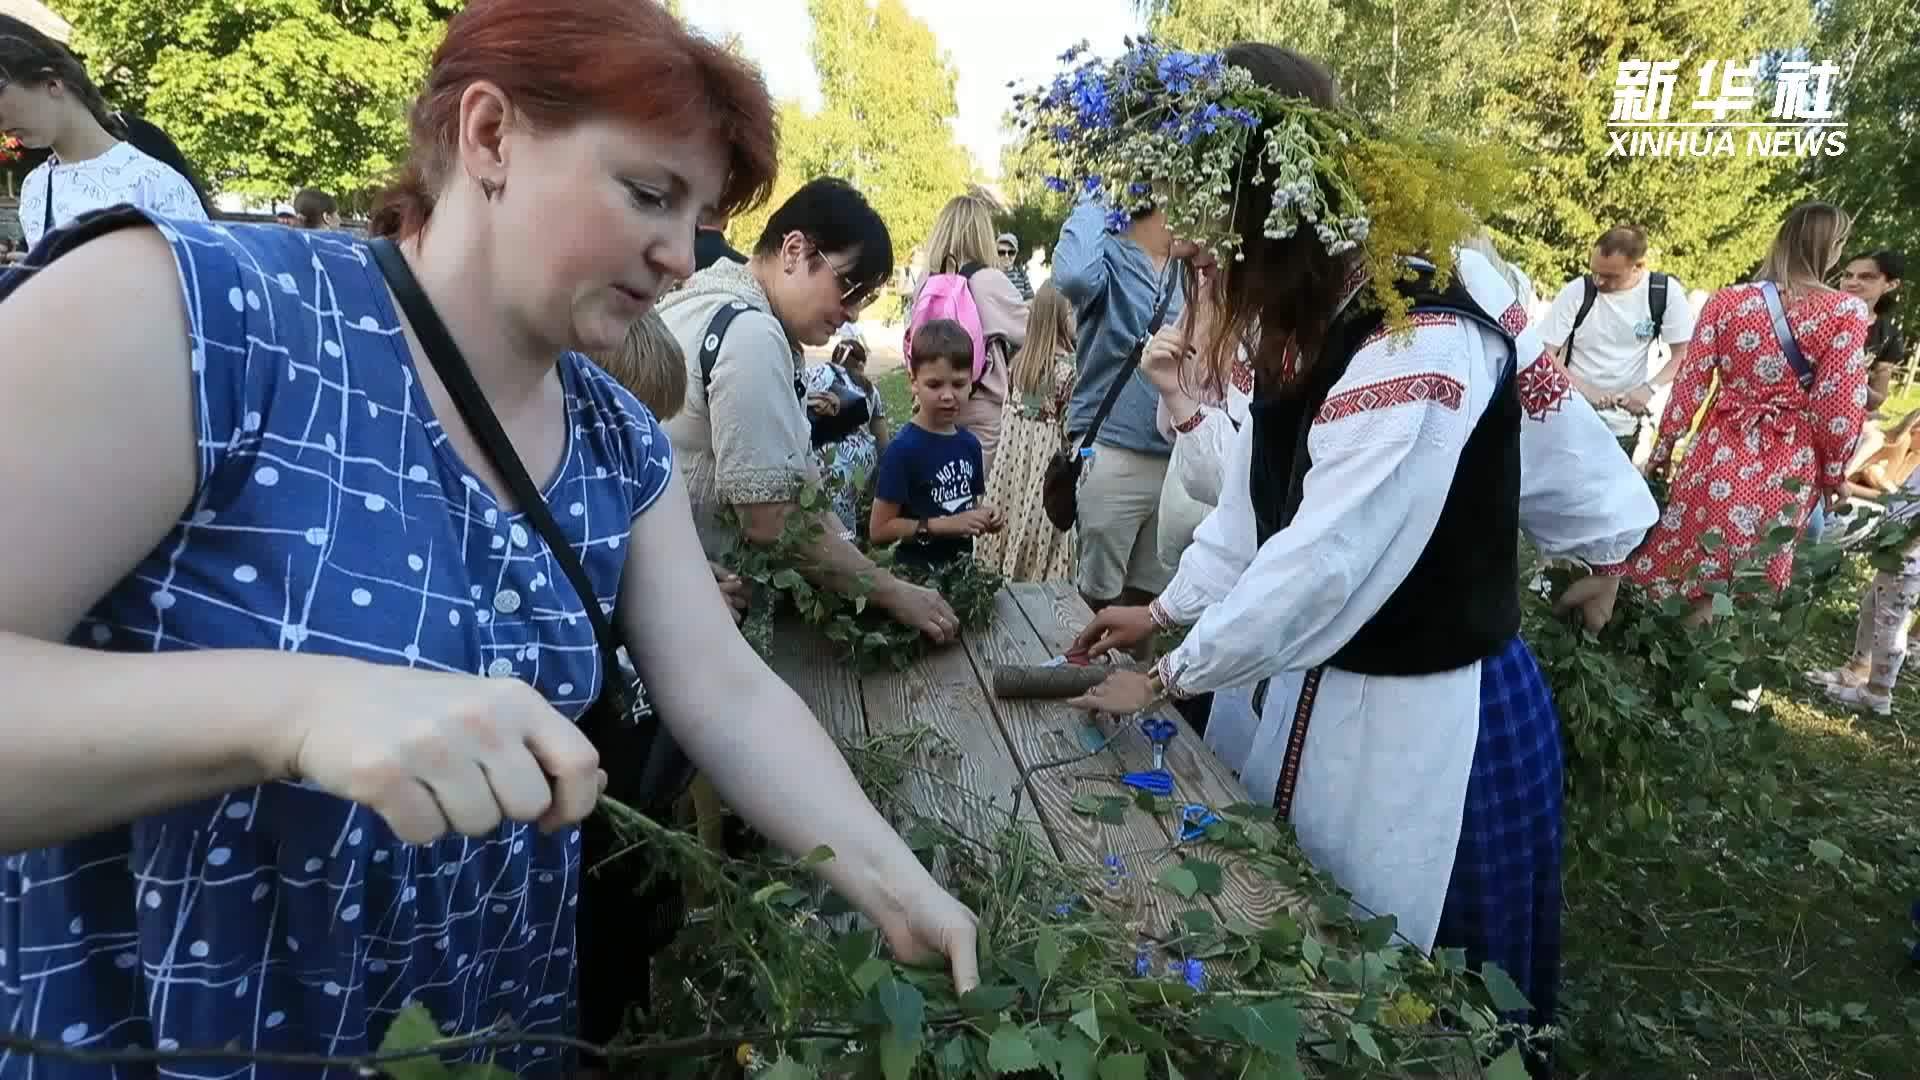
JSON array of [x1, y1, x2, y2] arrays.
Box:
[[366, 237, 633, 688], [697, 300, 805, 402], [1648, 270, 1669, 335], [1757, 281, 1816, 390], [1073, 256, 1183, 453], [696, 301, 753, 387], [41, 167, 53, 239], [1567, 274, 1598, 354]]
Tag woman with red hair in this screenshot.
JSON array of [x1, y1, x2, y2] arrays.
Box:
[[0, 0, 977, 1071]]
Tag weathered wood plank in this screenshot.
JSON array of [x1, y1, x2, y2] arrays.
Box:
[[965, 588, 1181, 932], [763, 615, 866, 743], [860, 633, 1048, 853], [1007, 582, 1309, 929]]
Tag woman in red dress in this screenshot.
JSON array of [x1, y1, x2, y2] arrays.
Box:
[[1629, 203, 1872, 617]]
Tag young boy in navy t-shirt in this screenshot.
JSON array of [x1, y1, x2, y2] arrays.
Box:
[[870, 319, 1004, 570]]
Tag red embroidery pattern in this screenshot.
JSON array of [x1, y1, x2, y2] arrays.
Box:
[[1231, 357, 1254, 396], [1498, 302, 1528, 336], [1517, 351, 1573, 422], [1358, 312, 1460, 351], [1315, 372, 1465, 423], [1172, 409, 1207, 434]]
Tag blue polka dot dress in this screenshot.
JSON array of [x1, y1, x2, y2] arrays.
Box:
[[0, 208, 673, 1077]]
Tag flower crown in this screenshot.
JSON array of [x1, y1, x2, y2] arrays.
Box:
[[1012, 38, 1511, 326]]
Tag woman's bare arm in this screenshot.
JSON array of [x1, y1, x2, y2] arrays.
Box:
[[618, 473, 959, 946], [0, 228, 299, 848]]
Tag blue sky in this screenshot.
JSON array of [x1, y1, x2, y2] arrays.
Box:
[[684, 0, 1143, 176]]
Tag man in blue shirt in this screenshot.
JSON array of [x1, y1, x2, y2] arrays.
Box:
[[1052, 196, 1185, 610]]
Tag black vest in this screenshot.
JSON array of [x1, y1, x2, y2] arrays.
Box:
[[1248, 270, 1521, 677]]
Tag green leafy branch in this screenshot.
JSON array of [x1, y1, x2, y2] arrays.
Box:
[[719, 476, 1005, 672]]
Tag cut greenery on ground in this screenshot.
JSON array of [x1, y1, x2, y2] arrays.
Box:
[[1552, 559, 1920, 1078]]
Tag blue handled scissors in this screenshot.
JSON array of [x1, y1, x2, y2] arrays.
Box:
[[1178, 803, 1221, 843]]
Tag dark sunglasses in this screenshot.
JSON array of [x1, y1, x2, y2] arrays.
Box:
[[809, 247, 878, 310]]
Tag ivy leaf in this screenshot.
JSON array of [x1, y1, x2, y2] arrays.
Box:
[[1036, 927, 1063, 979], [1348, 1022, 1383, 1062], [1191, 1001, 1299, 1055], [960, 984, 1020, 1015], [1177, 908, 1216, 936], [938, 1035, 972, 1071], [1244, 1001, 1302, 1055], [1095, 796, 1130, 824], [1052, 1031, 1098, 1080], [762, 1059, 817, 1080], [1485, 1047, 1530, 1080], [1190, 1002, 1247, 1044], [378, 1003, 445, 1053], [1357, 914, 1397, 950], [1300, 935, 1324, 968], [1097, 1053, 1148, 1080], [853, 956, 892, 992], [874, 977, 927, 1035], [1808, 838, 1844, 864], [1480, 964, 1532, 1014], [1070, 1006, 1102, 1045], [1157, 866, 1200, 899], [1134, 789, 1159, 813], [987, 1026, 1042, 1072], [837, 928, 878, 969], [377, 1004, 450, 1080], [751, 881, 794, 905], [998, 956, 1044, 1003], [1165, 1053, 1187, 1080], [1260, 914, 1303, 952], [878, 1030, 922, 1080], [772, 568, 806, 590], [1070, 793, 1101, 815], [1179, 859, 1225, 897]]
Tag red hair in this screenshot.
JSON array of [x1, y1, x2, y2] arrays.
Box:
[[371, 0, 777, 240]]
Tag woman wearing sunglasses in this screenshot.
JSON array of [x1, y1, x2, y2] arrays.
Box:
[[658, 177, 962, 642]]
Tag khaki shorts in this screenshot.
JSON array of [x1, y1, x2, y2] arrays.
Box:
[[1075, 442, 1173, 601]]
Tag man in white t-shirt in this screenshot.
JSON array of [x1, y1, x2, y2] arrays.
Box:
[[1539, 225, 1695, 459]]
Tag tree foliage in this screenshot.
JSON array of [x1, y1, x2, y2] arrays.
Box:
[[60, 0, 454, 203], [725, 0, 975, 265], [1134, 0, 1810, 291], [1805, 0, 1920, 275]]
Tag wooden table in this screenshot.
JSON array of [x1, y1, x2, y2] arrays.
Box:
[[765, 580, 1307, 934]]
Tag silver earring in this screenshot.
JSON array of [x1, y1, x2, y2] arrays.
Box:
[[479, 177, 502, 201]]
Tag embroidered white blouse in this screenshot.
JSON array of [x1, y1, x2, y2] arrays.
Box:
[[1144, 248, 1657, 949]]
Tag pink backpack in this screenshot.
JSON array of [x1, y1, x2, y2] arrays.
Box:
[[903, 262, 1002, 383]]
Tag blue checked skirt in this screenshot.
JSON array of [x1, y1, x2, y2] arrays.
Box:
[[1435, 635, 1564, 1032]]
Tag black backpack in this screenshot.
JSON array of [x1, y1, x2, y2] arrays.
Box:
[[1567, 270, 1668, 357]]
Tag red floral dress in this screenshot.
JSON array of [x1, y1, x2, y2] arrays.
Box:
[[1628, 285, 1871, 599]]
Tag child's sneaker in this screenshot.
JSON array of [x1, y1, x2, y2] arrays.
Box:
[[1824, 682, 1892, 717]]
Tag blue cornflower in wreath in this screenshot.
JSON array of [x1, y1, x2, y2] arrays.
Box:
[[1009, 35, 1513, 344]]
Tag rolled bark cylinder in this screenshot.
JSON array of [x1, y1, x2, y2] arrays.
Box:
[[991, 662, 1144, 700]]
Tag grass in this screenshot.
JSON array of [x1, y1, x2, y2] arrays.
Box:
[[874, 367, 915, 427], [870, 360, 1920, 1074], [1556, 566, 1920, 1078]]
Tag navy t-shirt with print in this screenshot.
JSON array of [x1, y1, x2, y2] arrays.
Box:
[[875, 421, 984, 568]]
